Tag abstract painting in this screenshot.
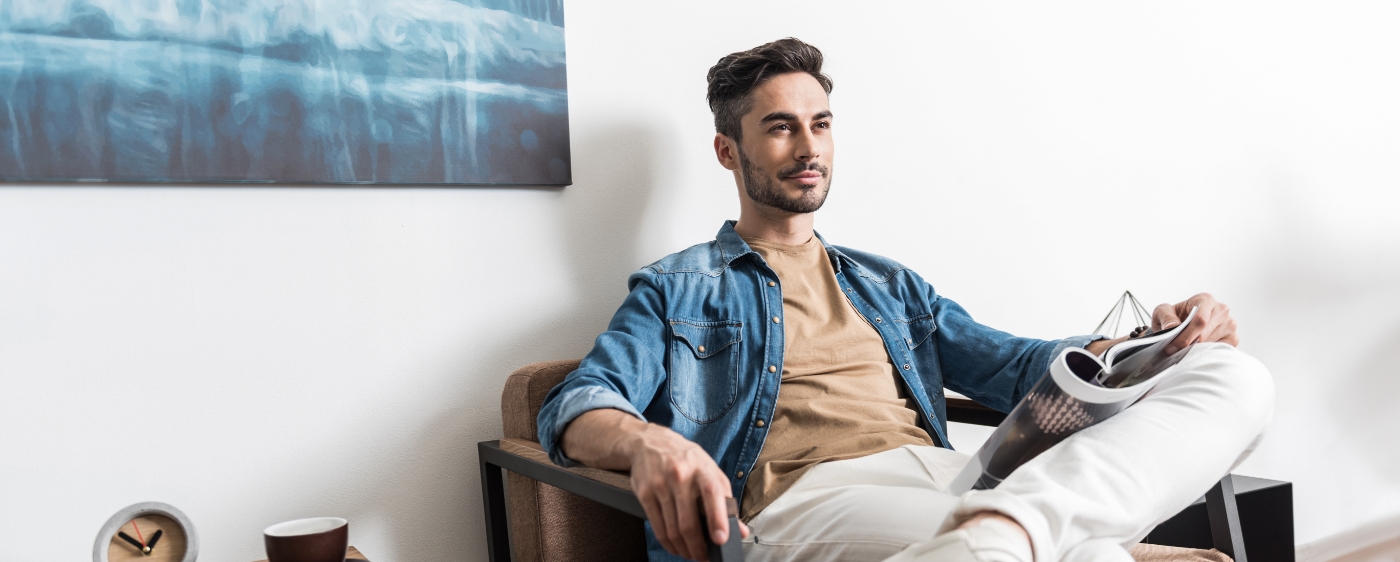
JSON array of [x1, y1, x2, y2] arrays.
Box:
[[0, 0, 570, 185]]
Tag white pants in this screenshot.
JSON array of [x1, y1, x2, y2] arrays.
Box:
[[742, 343, 1274, 562]]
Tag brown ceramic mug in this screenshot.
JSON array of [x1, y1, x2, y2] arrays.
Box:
[[264, 517, 348, 562]]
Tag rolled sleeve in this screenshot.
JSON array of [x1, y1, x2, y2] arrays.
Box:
[[1018, 334, 1108, 397], [538, 385, 647, 467], [929, 290, 1107, 412], [1049, 334, 1106, 360], [535, 269, 670, 468]]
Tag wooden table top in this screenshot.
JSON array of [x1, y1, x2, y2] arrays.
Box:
[[253, 545, 367, 562]]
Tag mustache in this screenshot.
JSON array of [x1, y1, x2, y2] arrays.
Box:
[[778, 161, 829, 178]]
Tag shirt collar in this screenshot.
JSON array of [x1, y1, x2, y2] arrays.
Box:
[[715, 220, 853, 274]]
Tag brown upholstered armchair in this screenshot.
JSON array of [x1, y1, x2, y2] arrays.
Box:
[[479, 360, 1294, 562]]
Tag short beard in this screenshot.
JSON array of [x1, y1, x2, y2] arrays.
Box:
[[738, 146, 831, 214]]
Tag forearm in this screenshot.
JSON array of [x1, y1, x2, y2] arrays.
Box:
[[563, 409, 745, 559], [558, 408, 654, 470]]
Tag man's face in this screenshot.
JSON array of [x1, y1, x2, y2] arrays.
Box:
[[730, 72, 834, 214]]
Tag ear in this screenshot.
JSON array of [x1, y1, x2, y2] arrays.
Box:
[[714, 133, 740, 171]]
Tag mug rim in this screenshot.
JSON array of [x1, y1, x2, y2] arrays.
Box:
[[263, 517, 348, 537]]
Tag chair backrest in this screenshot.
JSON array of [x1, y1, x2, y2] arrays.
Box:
[[501, 360, 648, 562]]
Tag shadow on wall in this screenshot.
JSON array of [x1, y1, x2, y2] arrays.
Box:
[[1329, 325, 1400, 484], [330, 123, 663, 560], [1253, 176, 1400, 486]]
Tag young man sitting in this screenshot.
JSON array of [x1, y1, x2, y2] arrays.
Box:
[[536, 38, 1273, 562]]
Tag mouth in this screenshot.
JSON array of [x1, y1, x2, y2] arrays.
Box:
[[783, 171, 824, 187]]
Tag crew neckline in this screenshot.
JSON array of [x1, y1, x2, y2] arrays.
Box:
[[742, 235, 821, 255]]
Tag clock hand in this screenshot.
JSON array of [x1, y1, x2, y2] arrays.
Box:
[[147, 530, 163, 551], [117, 531, 145, 551], [129, 520, 152, 555]]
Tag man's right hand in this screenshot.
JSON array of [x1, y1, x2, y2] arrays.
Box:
[[559, 409, 748, 561], [627, 423, 742, 561]]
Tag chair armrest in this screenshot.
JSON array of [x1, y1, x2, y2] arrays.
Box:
[[487, 438, 644, 517], [946, 396, 1008, 426], [478, 439, 744, 561]]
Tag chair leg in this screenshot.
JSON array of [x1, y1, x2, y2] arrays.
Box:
[[480, 457, 513, 562], [1205, 475, 1247, 562]]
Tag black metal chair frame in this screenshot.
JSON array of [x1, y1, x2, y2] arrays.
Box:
[[480, 397, 1289, 562]]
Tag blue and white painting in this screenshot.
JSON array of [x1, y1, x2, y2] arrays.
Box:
[[0, 0, 570, 185]]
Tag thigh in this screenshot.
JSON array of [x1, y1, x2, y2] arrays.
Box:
[[743, 446, 970, 562]]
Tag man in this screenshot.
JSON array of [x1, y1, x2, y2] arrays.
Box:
[[537, 38, 1272, 562]]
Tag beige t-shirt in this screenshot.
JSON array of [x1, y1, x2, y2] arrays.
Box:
[[740, 235, 935, 520]]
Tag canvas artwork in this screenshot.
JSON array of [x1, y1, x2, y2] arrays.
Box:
[[0, 0, 570, 185]]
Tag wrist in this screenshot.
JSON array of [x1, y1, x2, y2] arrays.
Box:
[[618, 422, 668, 462], [1085, 336, 1128, 356]]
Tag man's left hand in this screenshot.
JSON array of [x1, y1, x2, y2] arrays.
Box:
[[1152, 293, 1239, 355]]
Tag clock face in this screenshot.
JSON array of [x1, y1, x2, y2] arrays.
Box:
[[107, 514, 188, 562], [94, 502, 198, 562]]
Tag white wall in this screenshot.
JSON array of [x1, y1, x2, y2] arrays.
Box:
[[3, 1, 1398, 560]]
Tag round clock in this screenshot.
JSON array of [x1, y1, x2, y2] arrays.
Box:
[[93, 502, 198, 562]]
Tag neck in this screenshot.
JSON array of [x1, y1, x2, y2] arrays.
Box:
[[733, 202, 815, 246]]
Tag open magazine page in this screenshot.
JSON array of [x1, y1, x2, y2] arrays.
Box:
[[945, 309, 1197, 495]]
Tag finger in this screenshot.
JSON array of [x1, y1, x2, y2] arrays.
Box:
[[1204, 317, 1239, 346], [1167, 304, 1215, 354], [662, 492, 694, 561], [643, 491, 681, 558], [740, 520, 752, 539], [673, 484, 707, 561], [699, 476, 731, 545], [640, 495, 672, 555], [1152, 303, 1180, 332]]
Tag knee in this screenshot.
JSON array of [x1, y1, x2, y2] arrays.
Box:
[[1186, 343, 1276, 431]]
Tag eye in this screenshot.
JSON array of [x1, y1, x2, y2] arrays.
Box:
[[770, 123, 791, 132], [814, 120, 831, 130]]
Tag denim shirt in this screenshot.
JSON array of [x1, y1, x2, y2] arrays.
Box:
[[537, 221, 1097, 560]]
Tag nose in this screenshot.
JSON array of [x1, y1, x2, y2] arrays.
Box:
[[794, 127, 819, 162]]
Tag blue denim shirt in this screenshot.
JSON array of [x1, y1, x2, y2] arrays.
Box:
[[537, 221, 1097, 560]]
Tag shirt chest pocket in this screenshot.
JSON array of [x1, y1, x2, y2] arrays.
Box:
[[895, 314, 937, 350], [667, 319, 742, 423]]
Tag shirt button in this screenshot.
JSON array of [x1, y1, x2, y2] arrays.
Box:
[[876, 317, 883, 323], [772, 316, 781, 324], [697, 345, 706, 353], [903, 364, 911, 370], [736, 471, 745, 479], [756, 419, 766, 427], [768, 281, 777, 287], [769, 365, 777, 373]]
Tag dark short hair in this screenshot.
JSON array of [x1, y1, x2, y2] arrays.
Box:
[[706, 38, 834, 141]]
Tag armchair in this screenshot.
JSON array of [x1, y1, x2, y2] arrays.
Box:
[[478, 360, 1292, 562]]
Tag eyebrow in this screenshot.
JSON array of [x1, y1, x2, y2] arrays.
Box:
[[758, 110, 834, 123]]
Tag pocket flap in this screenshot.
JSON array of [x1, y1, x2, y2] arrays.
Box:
[[670, 320, 743, 358], [897, 314, 937, 350]]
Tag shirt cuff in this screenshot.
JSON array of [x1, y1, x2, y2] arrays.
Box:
[[1051, 334, 1107, 361], [541, 385, 647, 467]]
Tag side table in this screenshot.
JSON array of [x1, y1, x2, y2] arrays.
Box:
[[253, 546, 368, 562]]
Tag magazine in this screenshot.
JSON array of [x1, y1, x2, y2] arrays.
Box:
[[946, 307, 1199, 494]]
